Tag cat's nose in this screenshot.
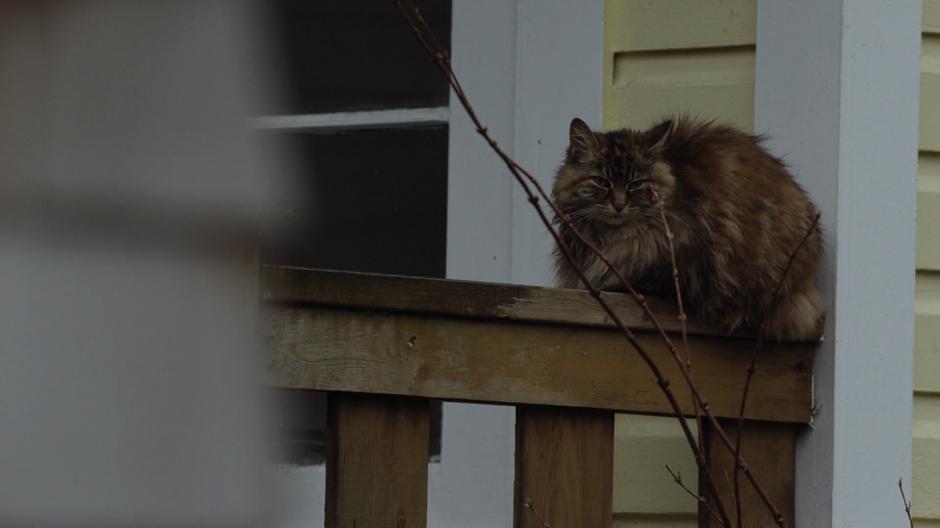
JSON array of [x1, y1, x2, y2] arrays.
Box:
[[612, 202, 626, 212]]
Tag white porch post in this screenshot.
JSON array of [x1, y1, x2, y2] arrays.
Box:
[[755, 1, 920, 526], [436, 2, 518, 526], [510, 0, 605, 287], [442, 0, 603, 525]]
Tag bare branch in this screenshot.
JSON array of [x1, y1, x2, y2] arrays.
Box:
[[395, 2, 786, 525], [651, 190, 692, 370], [666, 465, 726, 526], [523, 498, 552, 528], [733, 212, 821, 527], [899, 478, 914, 528], [653, 189, 725, 525]]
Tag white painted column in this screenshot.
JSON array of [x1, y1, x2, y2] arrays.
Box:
[[511, 0, 605, 287], [755, 1, 920, 526], [436, 2, 518, 526], [441, 1, 603, 525]]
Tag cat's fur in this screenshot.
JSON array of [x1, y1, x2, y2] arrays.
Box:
[[551, 117, 824, 341]]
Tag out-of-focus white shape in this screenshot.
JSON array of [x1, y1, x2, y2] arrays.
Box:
[[0, 0, 277, 226], [0, 1, 281, 526]]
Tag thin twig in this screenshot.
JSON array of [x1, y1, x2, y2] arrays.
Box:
[[395, 3, 733, 523], [425, 17, 763, 517], [652, 192, 705, 459], [523, 498, 552, 528], [732, 213, 820, 527], [395, 2, 781, 525], [653, 189, 722, 524], [651, 191, 692, 371], [666, 465, 725, 526], [899, 478, 914, 528]]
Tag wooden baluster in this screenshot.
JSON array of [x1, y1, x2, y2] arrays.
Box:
[[699, 419, 796, 528], [514, 406, 614, 528], [325, 393, 430, 528]]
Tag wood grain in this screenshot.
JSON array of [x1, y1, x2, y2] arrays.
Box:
[[325, 393, 430, 528], [261, 265, 747, 339], [514, 406, 614, 528], [265, 305, 815, 423], [698, 419, 795, 527]]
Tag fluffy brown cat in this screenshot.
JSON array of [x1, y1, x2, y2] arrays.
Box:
[[551, 117, 824, 341]]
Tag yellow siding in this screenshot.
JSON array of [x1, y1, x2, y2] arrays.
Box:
[[918, 153, 940, 271], [603, 1, 756, 524], [914, 392, 940, 520], [918, 3, 940, 524], [603, 0, 756, 132], [613, 415, 697, 516], [916, 273, 940, 392], [927, 2, 940, 41]]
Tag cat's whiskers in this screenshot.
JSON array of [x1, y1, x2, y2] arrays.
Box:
[[565, 208, 595, 223]]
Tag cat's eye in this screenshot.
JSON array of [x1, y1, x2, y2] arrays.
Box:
[[627, 179, 649, 192], [589, 176, 610, 188]]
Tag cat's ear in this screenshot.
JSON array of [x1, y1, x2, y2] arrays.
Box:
[[646, 119, 673, 153], [568, 118, 598, 162]]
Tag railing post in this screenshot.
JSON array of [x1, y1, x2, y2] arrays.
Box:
[[699, 419, 795, 527], [513, 406, 614, 528], [325, 393, 430, 528]]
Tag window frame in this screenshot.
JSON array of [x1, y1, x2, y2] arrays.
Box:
[[250, 106, 449, 133]]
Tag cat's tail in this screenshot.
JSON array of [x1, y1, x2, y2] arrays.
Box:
[[761, 287, 825, 342]]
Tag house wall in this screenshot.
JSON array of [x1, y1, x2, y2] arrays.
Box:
[[915, 2, 940, 526], [603, 0, 756, 132], [603, 2, 756, 526], [605, 1, 937, 525]]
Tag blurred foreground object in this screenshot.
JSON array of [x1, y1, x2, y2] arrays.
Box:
[[0, 1, 277, 526]]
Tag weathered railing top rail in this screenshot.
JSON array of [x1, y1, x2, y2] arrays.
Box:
[[263, 265, 814, 527], [263, 265, 815, 424]]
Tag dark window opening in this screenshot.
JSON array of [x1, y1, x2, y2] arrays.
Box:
[[265, 0, 451, 115], [264, 127, 448, 277], [262, 0, 452, 466]]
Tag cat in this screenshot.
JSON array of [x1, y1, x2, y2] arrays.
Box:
[[551, 117, 824, 341]]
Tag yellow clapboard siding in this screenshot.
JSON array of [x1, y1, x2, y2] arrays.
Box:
[[926, 0, 940, 35], [914, 394, 940, 520], [607, 47, 755, 131], [613, 47, 755, 88], [605, 0, 755, 52], [921, 36, 940, 152], [916, 19, 940, 526], [606, 80, 754, 132], [612, 415, 697, 514], [916, 272, 940, 392], [918, 154, 940, 271], [614, 513, 697, 528], [923, 35, 940, 72], [922, 74, 940, 151]]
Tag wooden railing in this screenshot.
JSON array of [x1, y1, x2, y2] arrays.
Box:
[[262, 266, 815, 527]]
